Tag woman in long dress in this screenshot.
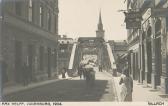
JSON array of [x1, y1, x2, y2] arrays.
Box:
[[119, 68, 133, 101]]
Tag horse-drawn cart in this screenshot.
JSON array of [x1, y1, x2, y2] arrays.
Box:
[[84, 66, 95, 87]]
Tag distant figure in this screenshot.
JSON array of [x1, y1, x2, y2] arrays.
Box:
[[22, 62, 29, 86], [61, 68, 66, 78], [78, 66, 82, 79], [119, 68, 133, 101], [99, 65, 102, 72], [83, 67, 86, 79]]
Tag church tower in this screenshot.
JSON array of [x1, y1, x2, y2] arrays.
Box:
[[96, 11, 105, 38]]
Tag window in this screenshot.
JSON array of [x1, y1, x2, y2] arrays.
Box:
[[47, 11, 51, 31], [39, 5, 44, 27], [15, 1, 22, 16], [28, 0, 33, 22]]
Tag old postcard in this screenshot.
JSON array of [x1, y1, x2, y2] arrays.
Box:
[[0, 0, 168, 105]]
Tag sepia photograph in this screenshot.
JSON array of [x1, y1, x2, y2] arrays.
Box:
[[0, 0, 168, 103]]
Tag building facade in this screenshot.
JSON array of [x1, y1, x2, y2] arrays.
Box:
[[57, 35, 74, 74], [126, 0, 168, 94], [1, 0, 59, 86]]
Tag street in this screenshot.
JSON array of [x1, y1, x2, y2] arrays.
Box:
[[4, 70, 116, 101]]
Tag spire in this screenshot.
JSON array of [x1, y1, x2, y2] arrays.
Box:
[[98, 10, 103, 30], [96, 10, 105, 38], [99, 10, 102, 24]]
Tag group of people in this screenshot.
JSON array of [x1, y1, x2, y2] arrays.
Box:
[[78, 60, 96, 79], [119, 68, 133, 101]]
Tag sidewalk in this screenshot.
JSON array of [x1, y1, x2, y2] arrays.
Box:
[[3, 74, 72, 96], [113, 75, 168, 102]]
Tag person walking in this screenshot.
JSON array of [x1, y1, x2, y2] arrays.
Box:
[[61, 68, 66, 78], [119, 68, 133, 101], [22, 62, 29, 86], [78, 66, 82, 79], [99, 65, 102, 72]]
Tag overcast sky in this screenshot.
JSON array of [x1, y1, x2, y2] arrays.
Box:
[[59, 0, 127, 40]]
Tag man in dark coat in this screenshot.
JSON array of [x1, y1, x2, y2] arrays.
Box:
[[22, 62, 29, 86]]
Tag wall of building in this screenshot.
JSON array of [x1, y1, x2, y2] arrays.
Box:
[[126, 0, 168, 94], [2, 0, 59, 85]]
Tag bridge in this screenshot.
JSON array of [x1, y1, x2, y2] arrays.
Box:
[[68, 37, 116, 76]]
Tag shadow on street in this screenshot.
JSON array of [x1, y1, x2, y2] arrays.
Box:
[[3, 79, 113, 101]]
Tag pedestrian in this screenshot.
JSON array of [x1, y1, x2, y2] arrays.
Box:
[[99, 65, 102, 72], [2, 60, 8, 84], [78, 66, 82, 79], [83, 68, 86, 79], [119, 77, 127, 101], [119, 68, 133, 101], [22, 62, 29, 86], [61, 68, 66, 78]]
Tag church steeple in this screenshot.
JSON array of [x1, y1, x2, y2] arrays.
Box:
[[96, 10, 105, 38], [98, 11, 103, 30]]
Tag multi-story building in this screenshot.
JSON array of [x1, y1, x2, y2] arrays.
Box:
[[1, 0, 59, 86], [57, 35, 74, 74], [126, 0, 168, 94]]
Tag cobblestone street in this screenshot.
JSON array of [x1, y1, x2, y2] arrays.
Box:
[[4, 71, 116, 101]]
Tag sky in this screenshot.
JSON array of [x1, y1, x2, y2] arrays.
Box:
[[59, 0, 127, 40]]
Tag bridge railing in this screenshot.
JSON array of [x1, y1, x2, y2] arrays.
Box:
[[67, 43, 79, 77], [106, 43, 117, 75]]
